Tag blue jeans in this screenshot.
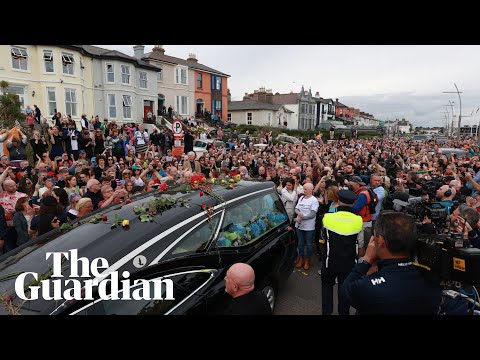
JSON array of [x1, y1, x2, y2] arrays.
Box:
[[296, 229, 315, 258]]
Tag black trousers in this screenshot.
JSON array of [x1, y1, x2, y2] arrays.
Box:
[[321, 267, 350, 315]]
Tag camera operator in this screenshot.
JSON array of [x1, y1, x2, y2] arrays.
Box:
[[449, 204, 480, 248], [436, 185, 456, 215], [340, 212, 442, 314]]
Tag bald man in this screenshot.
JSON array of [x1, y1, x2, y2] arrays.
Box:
[[224, 263, 272, 315], [436, 184, 456, 215], [0, 178, 28, 253]]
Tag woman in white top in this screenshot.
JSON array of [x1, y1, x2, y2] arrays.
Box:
[[280, 177, 298, 222], [134, 124, 149, 155], [131, 165, 149, 189]]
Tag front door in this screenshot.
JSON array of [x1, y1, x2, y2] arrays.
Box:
[[144, 105, 153, 123]]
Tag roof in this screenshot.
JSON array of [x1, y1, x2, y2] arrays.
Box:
[[271, 93, 299, 105], [66, 45, 159, 71], [334, 100, 348, 108], [143, 50, 229, 77], [228, 100, 289, 112]]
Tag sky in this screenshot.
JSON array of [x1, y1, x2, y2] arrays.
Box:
[[99, 45, 480, 128]]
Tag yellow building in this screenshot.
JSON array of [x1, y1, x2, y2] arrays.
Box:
[[0, 45, 94, 121]]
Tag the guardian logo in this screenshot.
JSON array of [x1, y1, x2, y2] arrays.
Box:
[[14, 250, 174, 301]]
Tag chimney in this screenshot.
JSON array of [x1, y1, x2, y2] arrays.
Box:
[[266, 90, 273, 104], [257, 87, 267, 103], [187, 53, 198, 63], [315, 92, 320, 98], [336, 98, 339, 104], [152, 45, 165, 54], [243, 92, 250, 100], [133, 45, 145, 59]]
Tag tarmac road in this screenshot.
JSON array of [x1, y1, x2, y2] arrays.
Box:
[[274, 256, 355, 315]]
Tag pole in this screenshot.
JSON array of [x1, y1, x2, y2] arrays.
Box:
[[454, 83, 462, 137]]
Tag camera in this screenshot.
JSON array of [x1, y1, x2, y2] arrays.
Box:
[[151, 163, 157, 169], [416, 232, 480, 285]]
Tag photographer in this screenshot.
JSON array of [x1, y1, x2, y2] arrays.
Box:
[[340, 212, 442, 314]]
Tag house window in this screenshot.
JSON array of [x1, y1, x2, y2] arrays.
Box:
[[106, 63, 115, 83], [121, 65, 130, 85], [47, 87, 56, 116], [176, 96, 188, 115], [197, 73, 202, 88], [122, 95, 132, 119], [247, 112, 252, 125], [211, 75, 222, 90], [65, 89, 77, 116], [139, 72, 147, 89], [175, 67, 187, 85], [1, 85, 26, 110], [11, 46, 28, 70], [43, 50, 54, 73], [62, 53, 75, 75], [227, 113, 231, 122], [108, 94, 116, 118], [157, 66, 163, 81]]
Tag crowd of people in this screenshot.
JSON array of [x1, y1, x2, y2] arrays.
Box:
[[2, 110, 480, 314]]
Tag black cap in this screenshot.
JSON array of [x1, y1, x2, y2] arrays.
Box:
[[338, 190, 357, 205], [349, 176, 366, 186]]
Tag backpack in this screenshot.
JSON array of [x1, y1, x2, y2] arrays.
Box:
[[363, 187, 379, 214]]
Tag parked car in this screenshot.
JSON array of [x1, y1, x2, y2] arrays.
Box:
[[193, 139, 225, 158], [435, 136, 449, 144], [0, 181, 296, 315], [411, 135, 428, 142], [439, 147, 467, 158], [275, 133, 301, 145]]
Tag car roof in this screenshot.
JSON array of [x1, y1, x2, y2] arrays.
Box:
[[0, 180, 276, 314]]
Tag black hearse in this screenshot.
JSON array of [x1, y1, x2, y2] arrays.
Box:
[[0, 181, 296, 315]]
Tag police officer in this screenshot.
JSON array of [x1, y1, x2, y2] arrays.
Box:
[[340, 212, 442, 314], [321, 190, 363, 315]]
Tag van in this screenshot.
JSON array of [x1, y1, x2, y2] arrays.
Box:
[[0, 181, 296, 315]]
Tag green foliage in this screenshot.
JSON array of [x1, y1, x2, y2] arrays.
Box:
[[0, 81, 23, 129]]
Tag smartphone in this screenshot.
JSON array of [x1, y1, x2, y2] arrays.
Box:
[[28, 199, 33, 207]]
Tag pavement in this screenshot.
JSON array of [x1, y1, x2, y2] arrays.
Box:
[[274, 255, 355, 315]]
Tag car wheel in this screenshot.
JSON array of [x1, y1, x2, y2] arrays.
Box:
[[262, 284, 276, 312]]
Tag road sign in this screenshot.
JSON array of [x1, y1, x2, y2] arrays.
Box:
[[172, 120, 183, 135]]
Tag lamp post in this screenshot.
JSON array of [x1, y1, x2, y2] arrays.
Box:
[[443, 83, 463, 137], [443, 101, 455, 137]]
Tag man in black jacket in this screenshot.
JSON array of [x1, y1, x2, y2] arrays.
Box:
[[223, 263, 272, 315], [340, 212, 442, 314], [321, 190, 363, 315]]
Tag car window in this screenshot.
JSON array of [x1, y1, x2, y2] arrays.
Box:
[[194, 141, 207, 148], [216, 192, 289, 248], [72, 271, 212, 315], [168, 215, 220, 256]]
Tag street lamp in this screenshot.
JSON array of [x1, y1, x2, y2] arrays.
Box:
[[443, 83, 463, 137], [443, 101, 455, 137]]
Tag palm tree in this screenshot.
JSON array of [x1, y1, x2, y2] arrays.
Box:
[[0, 80, 23, 129]]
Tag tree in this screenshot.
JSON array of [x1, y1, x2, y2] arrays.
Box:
[[0, 80, 23, 129]]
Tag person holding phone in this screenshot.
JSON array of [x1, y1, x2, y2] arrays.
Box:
[[29, 196, 63, 237]]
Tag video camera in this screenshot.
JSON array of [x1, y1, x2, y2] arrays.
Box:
[[405, 200, 449, 227], [416, 231, 480, 286]]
